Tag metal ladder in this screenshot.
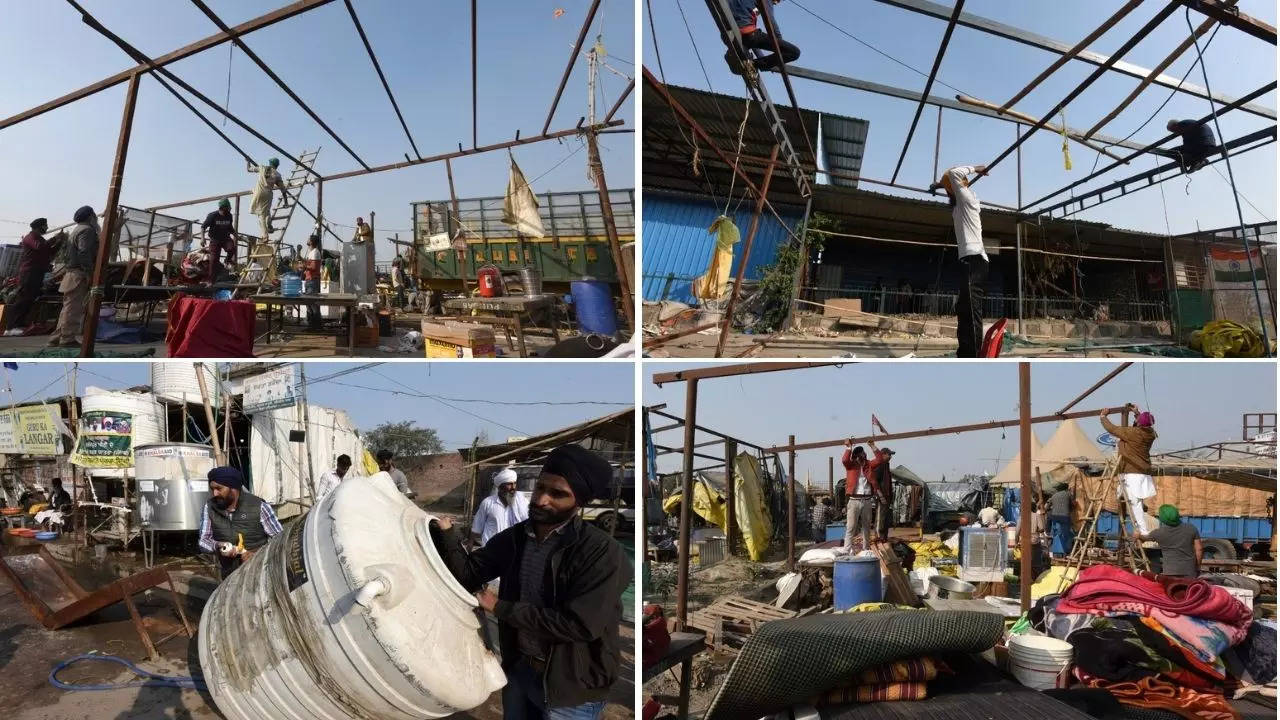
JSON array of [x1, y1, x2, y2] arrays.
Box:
[[706, 0, 811, 198], [1063, 456, 1151, 576], [240, 149, 321, 291]]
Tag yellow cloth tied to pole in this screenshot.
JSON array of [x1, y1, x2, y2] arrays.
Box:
[[1059, 111, 1072, 171], [692, 215, 740, 300]]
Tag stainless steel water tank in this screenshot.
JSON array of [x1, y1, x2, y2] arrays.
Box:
[[135, 443, 215, 531], [199, 472, 505, 719]]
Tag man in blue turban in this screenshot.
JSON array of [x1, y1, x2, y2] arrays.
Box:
[[197, 466, 283, 579]]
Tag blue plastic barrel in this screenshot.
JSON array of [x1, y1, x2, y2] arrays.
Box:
[[280, 272, 302, 297], [570, 279, 617, 336], [825, 523, 844, 542], [833, 556, 882, 610]]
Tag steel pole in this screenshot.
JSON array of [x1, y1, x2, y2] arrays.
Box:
[[675, 379, 698, 629], [80, 71, 141, 357], [725, 440, 737, 555], [715, 145, 779, 357], [1016, 128, 1023, 335], [1019, 362, 1033, 613], [586, 131, 635, 334], [787, 434, 796, 570]]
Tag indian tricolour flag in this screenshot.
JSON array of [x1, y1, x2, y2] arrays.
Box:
[[1208, 246, 1273, 332]]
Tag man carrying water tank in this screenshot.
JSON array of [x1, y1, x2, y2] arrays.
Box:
[[198, 466, 283, 579], [435, 445, 627, 720], [376, 449, 416, 499]]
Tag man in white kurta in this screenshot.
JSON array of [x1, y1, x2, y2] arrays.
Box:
[[470, 468, 528, 548], [250, 158, 286, 239]]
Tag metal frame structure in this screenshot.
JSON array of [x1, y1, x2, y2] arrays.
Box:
[[4, 0, 635, 355], [645, 0, 1275, 349], [649, 361, 1137, 624]]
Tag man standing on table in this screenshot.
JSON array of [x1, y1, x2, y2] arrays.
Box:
[[4, 218, 64, 336], [930, 165, 989, 358], [866, 440, 895, 541], [201, 199, 238, 284], [841, 442, 876, 552], [198, 466, 283, 579], [434, 445, 627, 720]]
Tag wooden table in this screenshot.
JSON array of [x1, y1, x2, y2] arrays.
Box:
[[251, 293, 360, 356], [642, 631, 705, 719], [442, 295, 560, 358]]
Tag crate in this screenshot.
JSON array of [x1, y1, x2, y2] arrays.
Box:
[[421, 320, 496, 358]]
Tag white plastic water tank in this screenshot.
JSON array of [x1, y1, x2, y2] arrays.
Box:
[[199, 473, 505, 719], [79, 388, 167, 479], [150, 363, 219, 406]]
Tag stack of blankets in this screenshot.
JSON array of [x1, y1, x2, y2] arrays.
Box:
[[1043, 565, 1270, 720]]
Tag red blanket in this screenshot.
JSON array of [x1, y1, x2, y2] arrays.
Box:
[[1056, 566, 1250, 627], [166, 294, 256, 358]]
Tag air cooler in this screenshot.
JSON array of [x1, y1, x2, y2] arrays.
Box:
[[957, 527, 1009, 582]]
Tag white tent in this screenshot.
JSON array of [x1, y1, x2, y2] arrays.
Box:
[[991, 433, 1044, 486], [1038, 419, 1105, 466], [249, 404, 370, 518]]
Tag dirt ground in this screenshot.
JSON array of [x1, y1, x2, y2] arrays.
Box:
[[0, 568, 634, 719], [0, 313, 559, 359], [645, 331, 1171, 358]]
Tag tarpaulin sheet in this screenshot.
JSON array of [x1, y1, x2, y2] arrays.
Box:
[[1061, 465, 1272, 519], [703, 611, 1004, 720], [249, 404, 369, 517], [166, 294, 255, 358], [661, 451, 774, 561]]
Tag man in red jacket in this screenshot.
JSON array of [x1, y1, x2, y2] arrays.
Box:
[[4, 218, 63, 335], [841, 441, 875, 551]]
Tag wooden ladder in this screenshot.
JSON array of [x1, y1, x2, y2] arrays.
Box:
[[240, 149, 321, 291], [1064, 456, 1151, 577]]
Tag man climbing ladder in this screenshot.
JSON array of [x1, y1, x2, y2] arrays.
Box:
[[724, 0, 800, 75]]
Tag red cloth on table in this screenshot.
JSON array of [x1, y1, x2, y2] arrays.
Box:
[[166, 294, 256, 357], [1056, 566, 1251, 627]]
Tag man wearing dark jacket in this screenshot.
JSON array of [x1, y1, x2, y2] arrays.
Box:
[[435, 445, 626, 720], [4, 218, 63, 335], [724, 0, 799, 74], [1155, 119, 1217, 174], [48, 206, 99, 348]]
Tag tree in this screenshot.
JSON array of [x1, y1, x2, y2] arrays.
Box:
[[362, 421, 444, 458]]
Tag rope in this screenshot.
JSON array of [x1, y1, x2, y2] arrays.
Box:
[[807, 228, 1162, 262], [723, 97, 753, 216], [49, 655, 205, 692]]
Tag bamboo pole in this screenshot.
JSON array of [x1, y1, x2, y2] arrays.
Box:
[[957, 94, 1128, 161], [193, 363, 225, 465]]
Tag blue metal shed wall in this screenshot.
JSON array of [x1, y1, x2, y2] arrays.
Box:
[[641, 193, 801, 305]]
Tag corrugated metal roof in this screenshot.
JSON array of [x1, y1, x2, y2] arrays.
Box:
[[641, 192, 802, 304], [820, 114, 870, 189]]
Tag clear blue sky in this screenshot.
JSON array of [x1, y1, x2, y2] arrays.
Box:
[[0, 0, 635, 260], [644, 0, 1276, 233], [645, 361, 1276, 482], [4, 361, 634, 450]]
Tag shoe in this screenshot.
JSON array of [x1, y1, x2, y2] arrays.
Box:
[[724, 48, 744, 76]]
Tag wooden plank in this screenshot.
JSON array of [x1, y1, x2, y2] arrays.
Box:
[[875, 544, 923, 607]]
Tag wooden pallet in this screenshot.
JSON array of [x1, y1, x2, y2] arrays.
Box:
[[686, 595, 797, 650]]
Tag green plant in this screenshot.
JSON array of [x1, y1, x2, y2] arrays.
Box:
[[750, 213, 833, 332]]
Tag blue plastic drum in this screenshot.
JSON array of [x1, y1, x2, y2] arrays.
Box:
[[570, 279, 617, 336]]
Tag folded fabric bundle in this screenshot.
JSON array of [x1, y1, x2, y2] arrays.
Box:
[[854, 657, 942, 685], [1069, 629, 1161, 683], [1140, 612, 1237, 674], [1058, 566, 1251, 628], [816, 681, 929, 704], [1075, 670, 1239, 720]]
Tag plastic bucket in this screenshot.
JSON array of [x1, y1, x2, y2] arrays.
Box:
[[833, 556, 882, 610], [1009, 635, 1072, 689], [1010, 655, 1068, 690], [570, 279, 618, 336]]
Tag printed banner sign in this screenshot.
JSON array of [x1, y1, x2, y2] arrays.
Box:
[[70, 410, 135, 469], [243, 365, 299, 414], [422, 232, 452, 253], [0, 405, 61, 455]]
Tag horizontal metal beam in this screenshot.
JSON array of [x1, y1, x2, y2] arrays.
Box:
[[974, 1, 1183, 184], [652, 362, 842, 385], [1057, 363, 1132, 415], [189, 0, 369, 169], [1178, 0, 1275, 44], [0, 0, 335, 132], [145, 120, 622, 212], [1033, 126, 1276, 218], [767, 406, 1124, 454], [1022, 80, 1276, 212], [785, 66, 1149, 151], [645, 407, 768, 452], [871, 0, 1275, 120]]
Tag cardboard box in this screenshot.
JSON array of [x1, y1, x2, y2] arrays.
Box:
[[823, 298, 862, 317], [421, 320, 496, 358]]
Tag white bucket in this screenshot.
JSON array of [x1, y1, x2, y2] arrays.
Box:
[[1009, 634, 1072, 689]]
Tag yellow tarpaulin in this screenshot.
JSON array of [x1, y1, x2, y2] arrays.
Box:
[[692, 215, 740, 301], [662, 451, 773, 561]]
